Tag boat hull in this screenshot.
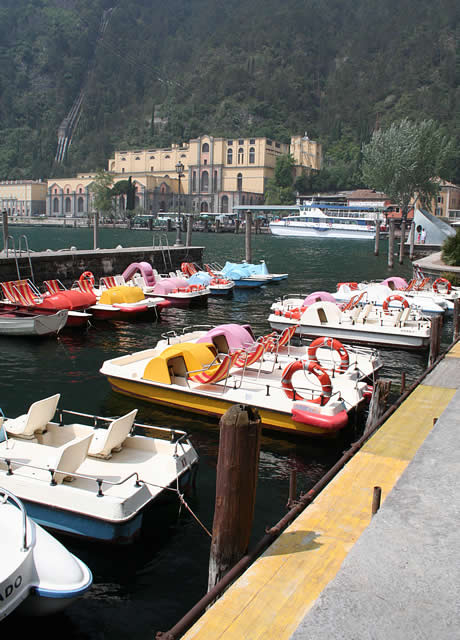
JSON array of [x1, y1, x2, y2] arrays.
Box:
[[268, 316, 430, 350], [105, 375, 347, 437], [270, 224, 375, 239]]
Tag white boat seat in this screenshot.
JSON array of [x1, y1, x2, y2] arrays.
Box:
[[399, 307, 411, 326], [4, 394, 60, 440], [88, 409, 138, 459], [359, 303, 374, 323], [48, 434, 94, 484]]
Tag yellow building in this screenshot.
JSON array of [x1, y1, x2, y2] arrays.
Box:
[[0, 180, 48, 217], [432, 180, 460, 222], [47, 133, 322, 216]]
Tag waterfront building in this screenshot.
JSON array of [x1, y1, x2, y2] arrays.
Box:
[[46, 133, 322, 217], [0, 180, 47, 217]]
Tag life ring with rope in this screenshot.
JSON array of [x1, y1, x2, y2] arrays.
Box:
[[281, 360, 332, 405], [382, 294, 409, 314], [432, 277, 452, 294], [307, 337, 350, 373], [79, 271, 95, 287]]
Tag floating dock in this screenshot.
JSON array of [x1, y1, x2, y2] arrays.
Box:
[[179, 341, 460, 639]]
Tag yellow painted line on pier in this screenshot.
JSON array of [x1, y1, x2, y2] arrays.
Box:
[[445, 341, 460, 357], [182, 383, 455, 640]]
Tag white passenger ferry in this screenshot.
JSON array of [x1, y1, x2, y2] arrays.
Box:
[[269, 197, 387, 239]]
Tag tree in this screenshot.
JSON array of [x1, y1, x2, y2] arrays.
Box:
[[265, 154, 296, 205], [361, 118, 453, 217], [90, 169, 114, 216]]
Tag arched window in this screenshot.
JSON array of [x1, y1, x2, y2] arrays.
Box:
[[202, 142, 209, 153], [192, 171, 197, 192], [135, 196, 140, 208], [237, 173, 243, 191], [238, 148, 244, 164], [53, 197, 59, 213], [202, 171, 209, 192], [213, 170, 218, 192], [64, 197, 71, 213], [77, 197, 84, 213], [249, 147, 255, 164], [227, 148, 233, 164], [221, 195, 229, 213], [201, 201, 209, 212]]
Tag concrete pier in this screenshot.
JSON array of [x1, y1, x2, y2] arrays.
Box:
[[179, 341, 460, 639]]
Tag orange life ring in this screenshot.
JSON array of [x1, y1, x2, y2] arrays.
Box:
[[433, 277, 452, 293], [281, 360, 332, 405], [307, 337, 349, 373], [382, 294, 409, 314], [79, 271, 95, 287]]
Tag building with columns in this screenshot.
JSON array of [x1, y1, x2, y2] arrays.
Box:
[[46, 133, 322, 217]]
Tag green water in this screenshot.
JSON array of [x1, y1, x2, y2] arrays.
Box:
[[1, 227, 447, 638]]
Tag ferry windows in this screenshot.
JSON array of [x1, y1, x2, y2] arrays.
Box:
[[237, 173, 243, 191], [202, 171, 209, 192], [249, 147, 255, 164], [202, 142, 209, 153], [238, 148, 244, 163], [227, 148, 233, 164]]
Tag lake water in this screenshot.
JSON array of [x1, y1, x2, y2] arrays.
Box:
[[1, 227, 451, 637]]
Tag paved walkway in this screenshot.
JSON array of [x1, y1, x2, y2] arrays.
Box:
[[181, 342, 460, 639]]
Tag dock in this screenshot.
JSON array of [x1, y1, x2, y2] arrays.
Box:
[[177, 341, 460, 639]]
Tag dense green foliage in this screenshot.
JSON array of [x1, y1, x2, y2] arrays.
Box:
[[442, 229, 460, 266], [1, 0, 459, 188], [362, 119, 454, 214]]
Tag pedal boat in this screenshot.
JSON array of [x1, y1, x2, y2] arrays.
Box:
[[0, 395, 198, 544], [269, 299, 431, 350], [0, 487, 92, 620], [99, 325, 373, 438], [0, 305, 68, 336]]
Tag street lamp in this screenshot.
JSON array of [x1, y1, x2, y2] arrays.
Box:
[[174, 160, 185, 246]]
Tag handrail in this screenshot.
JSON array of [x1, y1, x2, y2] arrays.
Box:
[[0, 487, 29, 551]]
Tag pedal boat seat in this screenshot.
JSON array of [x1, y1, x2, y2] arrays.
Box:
[[88, 409, 138, 459]]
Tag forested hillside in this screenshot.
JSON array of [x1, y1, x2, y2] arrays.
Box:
[[1, 0, 458, 186]]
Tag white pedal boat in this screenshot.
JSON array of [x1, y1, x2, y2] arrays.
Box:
[[0, 487, 92, 620], [268, 300, 431, 350], [100, 324, 374, 438], [0, 395, 199, 544]]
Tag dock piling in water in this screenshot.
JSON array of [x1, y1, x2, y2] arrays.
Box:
[[388, 219, 395, 268], [207, 404, 261, 594]]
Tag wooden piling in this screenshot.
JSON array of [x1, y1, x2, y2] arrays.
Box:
[[245, 211, 252, 263], [398, 218, 406, 264], [388, 219, 395, 268], [208, 405, 261, 593], [186, 215, 193, 247], [429, 315, 442, 366], [287, 468, 297, 508], [400, 371, 406, 394], [374, 220, 380, 256], [364, 379, 392, 435], [372, 486, 382, 516], [2, 210, 8, 251], [93, 211, 99, 250], [453, 299, 460, 340]]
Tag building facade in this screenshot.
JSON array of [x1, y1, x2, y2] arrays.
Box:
[[0, 180, 47, 217], [46, 133, 322, 217]]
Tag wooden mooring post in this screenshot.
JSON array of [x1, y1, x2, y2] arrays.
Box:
[[186, 214, 193, 247], [399, 218, 406, 264], [388, 219, 395, 268], [208, 405, 261, 593], [429, 315, 442, 366], [2, 210, 8, 251], [245, 211, 253, 262], [93, 211, 99, 250], [374, 220, 380, 256], [364, 379, 392, 435], [409, 222, 415, 260]]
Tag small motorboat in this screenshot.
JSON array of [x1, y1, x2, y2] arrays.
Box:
[[0, 486, 92, 620], [121, 262, 210, 306], [0, 305, 68, 337], [268, 299, 432, 350], [382, 275, 458, 315], [0, 279, 93, 328], [0, 395, 199, 543], [76, 271, 166, 320], [100, 324, 374, 438]]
